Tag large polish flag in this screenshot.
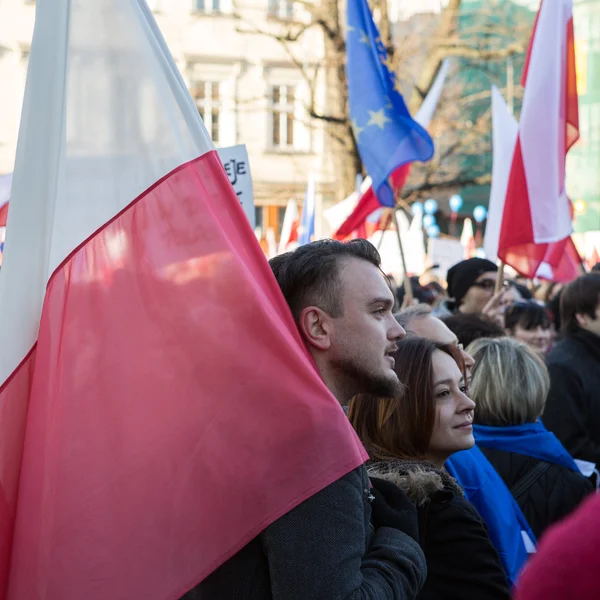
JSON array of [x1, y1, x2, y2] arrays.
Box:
[[498, 0, 580, 278], [0, 1, 367, 598]]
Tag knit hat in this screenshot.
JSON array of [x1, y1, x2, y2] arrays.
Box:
[[446, 258, 498, 305]]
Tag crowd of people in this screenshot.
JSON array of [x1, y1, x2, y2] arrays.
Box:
[[185, 240, 600, 599]]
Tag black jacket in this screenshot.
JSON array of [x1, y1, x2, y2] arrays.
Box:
[[544, 330, 600, 464], [368, 459, 510, 600], [181, 465, 426, 599], [480, 447, 593, 539]]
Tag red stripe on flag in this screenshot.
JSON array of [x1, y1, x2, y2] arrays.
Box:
[[498, 138, 545, 276], [0, 203, 8, 228], [565, 17, 580, 151], [521, 0, 542, 86], [551, 237, 582, 282], [333, 189, 380, 240], [1, 151, 366, 599], [0, 346, 36, 596], [333, 164, 411, 240]]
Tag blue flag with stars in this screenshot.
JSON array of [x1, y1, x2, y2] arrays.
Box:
[[346, 0, 434, 207]]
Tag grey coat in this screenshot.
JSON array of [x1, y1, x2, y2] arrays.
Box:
[[181, 465, 426, 599]]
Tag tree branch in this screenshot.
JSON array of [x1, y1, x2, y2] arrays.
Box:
[[402, 173, 492, 198]]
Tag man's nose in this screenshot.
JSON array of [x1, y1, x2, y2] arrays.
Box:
[[389, 317, 406, 341]]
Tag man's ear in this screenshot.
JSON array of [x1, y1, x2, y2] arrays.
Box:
[[298, 306, 333, 351], [575, 312, 589, 328]]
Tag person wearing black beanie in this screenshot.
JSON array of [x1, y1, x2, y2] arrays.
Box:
[[446, 258, 498, 314]]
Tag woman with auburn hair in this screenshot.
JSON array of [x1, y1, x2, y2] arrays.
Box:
[[348, 337, 510, 600], [467, 337, 593, 540]]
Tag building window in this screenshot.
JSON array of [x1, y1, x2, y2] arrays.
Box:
[[193, 0, 220, 12], [270, 85, 295, 149], [192, 81, 221, 143], [268, 0, 293, 19]]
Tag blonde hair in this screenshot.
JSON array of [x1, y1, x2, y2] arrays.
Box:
[[466, 337, 549, 426]]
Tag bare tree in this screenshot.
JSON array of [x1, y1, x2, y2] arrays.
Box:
[[234, 0, 533, 202]]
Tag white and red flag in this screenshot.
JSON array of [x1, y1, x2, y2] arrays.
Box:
[[0, 1, 366, 598], [278, 199, 300, 253], [498, 0, 581, 279], [461, 218, 477, 259]]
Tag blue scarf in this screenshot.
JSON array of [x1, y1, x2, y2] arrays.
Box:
[[446, 446, 535, 587], [473, 421, 579, 472]]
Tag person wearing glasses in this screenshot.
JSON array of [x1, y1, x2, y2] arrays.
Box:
[[434, 259, 518, 325]]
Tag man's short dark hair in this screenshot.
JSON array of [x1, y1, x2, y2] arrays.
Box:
[[560, 273, 600, 335], [440, 313, 506, 348], [269, 239, 381, 321]]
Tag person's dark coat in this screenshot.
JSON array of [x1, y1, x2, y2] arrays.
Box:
[[181, 465, 426, 599], [480, 447, 593, 539], [368, 458, 510, 600], [544, 330, 600, 464]]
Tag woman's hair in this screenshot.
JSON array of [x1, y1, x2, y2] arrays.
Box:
[[466, 337, 550, 426], [348, 337, 465, 460], [504, 301, 551, 332]]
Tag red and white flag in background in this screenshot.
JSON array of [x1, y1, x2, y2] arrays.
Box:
[[278, 199, 300, 253], [497, 0, 582, 280], [460, 218, 477, 260], [0, 174, 10, 266], [0, 1, 366, 598]]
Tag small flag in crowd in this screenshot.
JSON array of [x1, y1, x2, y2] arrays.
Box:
[[461, 218, 477, 259], [0, 1, 366, 598], [297, 171, 316, 246], [0, 173, 10, 266], [278, 198, 299, 253]]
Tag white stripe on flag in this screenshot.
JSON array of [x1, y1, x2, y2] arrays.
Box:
[[0, 0, 213, 383], [484, 86, 518, 262]]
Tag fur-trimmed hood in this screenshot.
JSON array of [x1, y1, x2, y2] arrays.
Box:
[[367, 457, 463, 507]]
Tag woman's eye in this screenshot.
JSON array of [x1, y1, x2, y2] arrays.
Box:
[[460, 386, 468, 393], [436, 390, 450, 398]]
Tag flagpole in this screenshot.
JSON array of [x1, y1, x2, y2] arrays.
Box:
[[495, 262, 505, 294], [495, 58, 514, 294], [392, 208, 414, 305], [376, 208, 392, 250]]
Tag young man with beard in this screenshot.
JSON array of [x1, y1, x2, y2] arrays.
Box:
[[183, 240, 426, 600]]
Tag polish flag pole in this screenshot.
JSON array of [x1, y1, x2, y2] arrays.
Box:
[[0, 1, 366, 598]]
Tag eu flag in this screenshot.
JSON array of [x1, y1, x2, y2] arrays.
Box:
[[346, 0, 434, 207]]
